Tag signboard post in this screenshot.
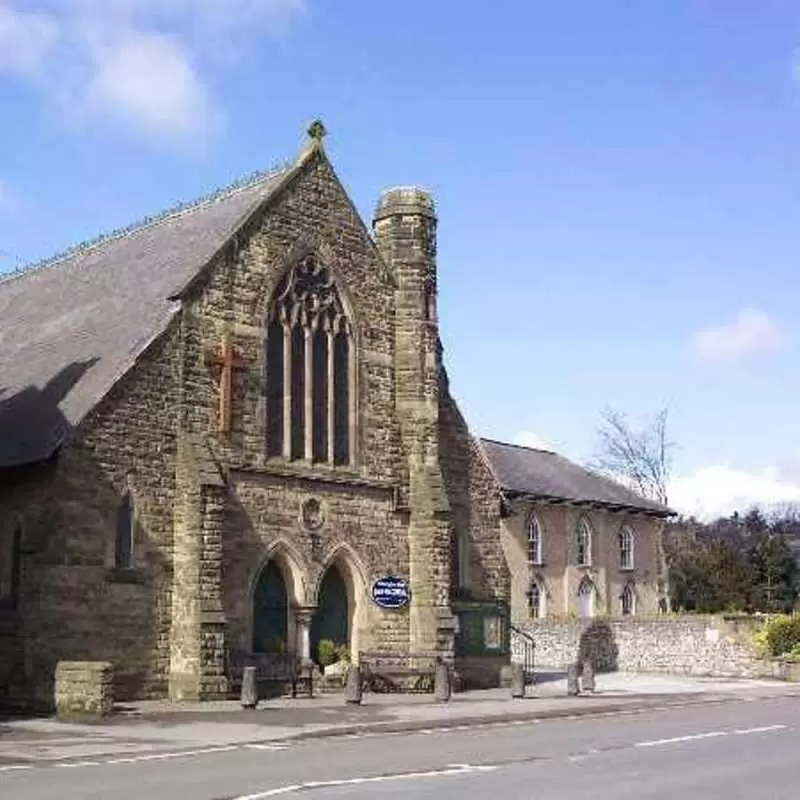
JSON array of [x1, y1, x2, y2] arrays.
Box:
[[371, 575, 411, 609]]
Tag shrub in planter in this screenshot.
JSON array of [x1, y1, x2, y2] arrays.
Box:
[[318, 639, 338, 667]]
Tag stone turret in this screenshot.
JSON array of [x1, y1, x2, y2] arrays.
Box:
[[373, 188, 454, 657]]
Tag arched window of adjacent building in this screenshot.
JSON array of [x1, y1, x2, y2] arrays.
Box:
[[619, 526, 635, 570], [621, 582, 636, 616], [576, 517, 593, 567], [264, 254, 354, 466], [528, 579, 545, 619], [578, 577, 595, 619], [0, 518, 22, 607], [115, 494, 134, 570], [527, 513, 543, 565]]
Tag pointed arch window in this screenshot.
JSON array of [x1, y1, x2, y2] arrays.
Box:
[[527, 514, 543, 566], [528, 580, 545, 619], [265, 255, 353, 465], [0, 518, 22, 607], [115, 494, 134, 570], [619, 526, 635, 570], [621, 583, 636, 616], [576, 517, 593, 567]]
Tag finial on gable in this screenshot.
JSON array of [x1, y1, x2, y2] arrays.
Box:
[[307, 119, 327, 147]]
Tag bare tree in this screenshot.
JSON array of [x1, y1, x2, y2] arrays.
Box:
[[591, 407, 676, 611], [590, 407, 673, 506]]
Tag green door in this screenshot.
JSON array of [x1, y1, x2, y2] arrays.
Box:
[[311, 566, 349, 663], [252, 561, 288, 653]]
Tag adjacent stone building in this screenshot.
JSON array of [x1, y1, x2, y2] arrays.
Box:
[[480, 440, 670, 622], [0, 124, 671, 709]]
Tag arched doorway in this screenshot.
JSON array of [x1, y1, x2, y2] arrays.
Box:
[[311, 564, 349, 663], [252, 561, 289, 653], [578, 577, 595, 619]]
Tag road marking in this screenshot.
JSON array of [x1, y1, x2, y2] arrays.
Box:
[[635, 724, 788, 749], [635, 731, 727, 747], [232, 764, 498, 799], [733, 725, 787, 735], [104, 745, 239, 764], [245, 743, 290, 751], [0, 765, 32, 773], [56, 761, 100, 768]]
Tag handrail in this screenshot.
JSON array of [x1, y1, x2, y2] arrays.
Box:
[[510, 623, 535, 647]]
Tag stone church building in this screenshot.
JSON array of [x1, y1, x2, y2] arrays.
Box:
[[0, 124, 670, 709]]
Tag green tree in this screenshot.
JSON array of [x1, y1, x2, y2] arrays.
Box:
[[748, 534, 798, 613]]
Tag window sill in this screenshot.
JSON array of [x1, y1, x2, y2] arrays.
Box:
[[576, 563, 593, 570], [529, 561, 546, 569], [619, 567, 636, 574], [235, 460, 395, 492], [106, 568, 146, 585]]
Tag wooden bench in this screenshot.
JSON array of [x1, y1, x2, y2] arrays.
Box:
[[227, 651, 314, 699], [358, 651, 444, 694]]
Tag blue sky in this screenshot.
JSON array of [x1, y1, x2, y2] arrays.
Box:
[[2, 0, 800, 517]]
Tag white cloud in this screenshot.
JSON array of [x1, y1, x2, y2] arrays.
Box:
[[0, 1, 306, 143], [668, 465, 800, 521], [690, 309, 784, 363], [0, 4, 59, 75], [83, 30, 216, 142], [513, 431, 557, 452]]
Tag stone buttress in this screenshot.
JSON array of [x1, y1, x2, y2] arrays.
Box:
[[373, 188, 456, 658]]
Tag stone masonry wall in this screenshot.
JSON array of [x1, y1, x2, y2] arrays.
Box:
[[516, 616, 769, 678], [176, 151, 419, 669], [225, 475, 410, 658], [184, 150, 402, 484], [503, 501, 662, 622], [3, 323, 181, 707], [439, 386, 508, 603]]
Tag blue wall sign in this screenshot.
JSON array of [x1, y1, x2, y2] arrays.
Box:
[[371, 575, 411, 609]]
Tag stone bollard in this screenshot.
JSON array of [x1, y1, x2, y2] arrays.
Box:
[[566, 663, 580, 696], [510, 662, 525, 699], [241, 666, 258, 709], [344, 664, 362, 705], [581, 660, 596, 693], [434, 661, 451, 703]]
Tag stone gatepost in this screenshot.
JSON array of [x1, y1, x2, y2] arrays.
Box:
[[55, 662, 114, 720]]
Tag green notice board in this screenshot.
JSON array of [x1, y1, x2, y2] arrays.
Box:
[[453, 600, 510, 656]]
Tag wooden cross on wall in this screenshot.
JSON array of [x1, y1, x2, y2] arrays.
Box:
[[210, 334, 248, 435]]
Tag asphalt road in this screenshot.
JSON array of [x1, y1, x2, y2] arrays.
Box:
[[2, 695, 798, 799]]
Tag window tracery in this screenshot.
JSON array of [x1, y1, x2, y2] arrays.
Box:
[[265, 255, 353, 465]]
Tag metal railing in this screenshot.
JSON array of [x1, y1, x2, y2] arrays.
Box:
[[510, 624, 535, 682]]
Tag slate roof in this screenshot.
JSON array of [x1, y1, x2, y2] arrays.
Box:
[[479, 438, 673, 516], [0, 168, 288, 468]]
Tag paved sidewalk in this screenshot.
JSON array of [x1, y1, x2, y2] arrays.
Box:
[[1, 670, 798, 767]]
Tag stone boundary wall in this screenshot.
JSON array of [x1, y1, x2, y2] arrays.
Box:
[[55, 661, 114, 719], [514, 616, 772, 678]]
